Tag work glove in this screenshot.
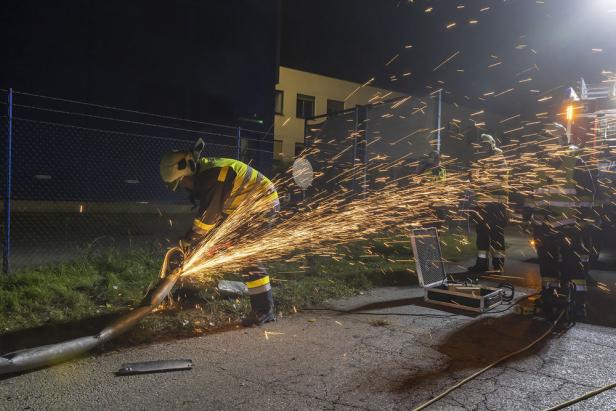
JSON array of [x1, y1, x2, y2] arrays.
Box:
[[180, 230, 201, 255], [179, 239, 193, 255]]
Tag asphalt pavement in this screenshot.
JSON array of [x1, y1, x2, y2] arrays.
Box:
[[1, 230, 616, 410]]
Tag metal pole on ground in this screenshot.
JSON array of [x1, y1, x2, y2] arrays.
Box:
[[3, 88, 13, 274]]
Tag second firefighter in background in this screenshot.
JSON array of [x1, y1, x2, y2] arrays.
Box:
[[524, 123, 596, 317], [415, 151, 448, 226], [468, 134, 510, 274]]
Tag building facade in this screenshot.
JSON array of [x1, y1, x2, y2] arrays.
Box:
[[273, 66, 403, 162]]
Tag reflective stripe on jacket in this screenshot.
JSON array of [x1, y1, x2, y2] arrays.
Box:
[[190, 158, 279, 237]]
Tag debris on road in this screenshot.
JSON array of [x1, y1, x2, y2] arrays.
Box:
[[116, 359, 193, 376]]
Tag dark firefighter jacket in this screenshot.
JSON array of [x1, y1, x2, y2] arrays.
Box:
[[524, 146, 596, 227], [188, 158, 279, 239], [469, 150, 509, 205]]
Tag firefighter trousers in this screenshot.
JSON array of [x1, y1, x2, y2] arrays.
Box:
[[532, 223, 588, 292], [473, 202, 508, 266]]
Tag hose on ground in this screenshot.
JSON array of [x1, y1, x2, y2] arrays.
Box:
[[412, 310, 564, 411], [543, 381, 616, 411]]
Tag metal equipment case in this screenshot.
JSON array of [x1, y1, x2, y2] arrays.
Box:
[[411, 228, 503, 313]]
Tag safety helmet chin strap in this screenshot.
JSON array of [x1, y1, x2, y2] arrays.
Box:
[[193, 138, 205, 161], [184, 138, 206, 209]]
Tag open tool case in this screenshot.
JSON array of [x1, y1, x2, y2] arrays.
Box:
[[411, 228, 503, 313]]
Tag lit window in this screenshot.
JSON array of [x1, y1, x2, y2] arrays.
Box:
[[274, 90, 284, 115], [327, 99, 344, 115], [296, 94, 315, 119]]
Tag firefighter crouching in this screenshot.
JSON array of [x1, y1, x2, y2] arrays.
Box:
[[467, 134, 510, 274], [160, 142, 280, 326], [523, 123, 596, 318]]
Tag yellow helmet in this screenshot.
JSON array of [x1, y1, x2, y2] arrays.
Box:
[[160, 150, 197, 191]]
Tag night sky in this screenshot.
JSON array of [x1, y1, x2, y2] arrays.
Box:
[[282, 0, 616, 115], [1, 0, 280, 130]]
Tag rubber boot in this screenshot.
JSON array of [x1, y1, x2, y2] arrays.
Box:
[[468, 257, 489, 274], [574, 291, 587, 320], [492, 257, 505, 272], [537, 287, 561, 322], [241, 289, 276, 327]]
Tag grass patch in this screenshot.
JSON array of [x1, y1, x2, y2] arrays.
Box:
[[0, 249, 163, 332], [0, 232, 474, 341]]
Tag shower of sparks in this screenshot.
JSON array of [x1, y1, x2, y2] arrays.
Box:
[[176, 0, 616, 295], [178, 111, 615, 289], [344, 77, 376, 101], [385, 54, 400, 67]]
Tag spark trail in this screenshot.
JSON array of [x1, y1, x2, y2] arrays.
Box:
[[180, 166, 468, 280], [179, 119, 613, 285], [177, 92, 614, 281]]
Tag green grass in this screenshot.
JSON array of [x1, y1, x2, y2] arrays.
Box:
[[0, 249, 163, 332], [0, 232, 474, 337]]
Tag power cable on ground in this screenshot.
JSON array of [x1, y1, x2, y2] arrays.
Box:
[[300, 307, 459, 319], [412, 310, 564, 411], [302, 291, 537, 318], [543, 381, 616, 411]]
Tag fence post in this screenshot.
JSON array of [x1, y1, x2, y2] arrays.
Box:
[[362, 108, 368, 197], [352, 107, 359, 191], [436, 89, 442, 153], [354, 105, 368, 196], [236, 126, 241, 160], [3, 88, 13, 274]]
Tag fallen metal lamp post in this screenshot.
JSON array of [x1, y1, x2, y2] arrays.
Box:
[[0, 247, 184, 375]]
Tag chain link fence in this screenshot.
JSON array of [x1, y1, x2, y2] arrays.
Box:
[[304, 93, 450, 197], [301, 92, 507, 231], [0, 89, 273, 272]]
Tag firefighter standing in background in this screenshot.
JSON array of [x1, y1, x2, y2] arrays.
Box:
[[467, 134, 510, 273], [416, 151, 448, 226], [524, 123, 596, 317], [160, 141, 280, 326]]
